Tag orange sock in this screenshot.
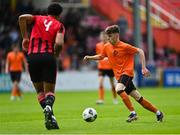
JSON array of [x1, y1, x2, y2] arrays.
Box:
[[11, 86, 17, 96], [111, 86, 117, 98], [16, 87, 22, 97], [98, 86, 104, 100], [119, 91, 134, 111], [139, 98, 157, 113]]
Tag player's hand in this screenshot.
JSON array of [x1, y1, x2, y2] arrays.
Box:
[[22, 38, 29, 52], [142, 67, 150, 77], [83, 56, 90, 62]]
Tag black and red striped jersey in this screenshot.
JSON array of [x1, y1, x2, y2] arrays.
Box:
[[28, 15, 65, 54]]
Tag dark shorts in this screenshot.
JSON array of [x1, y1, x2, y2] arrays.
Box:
[[27, 53, 57, 83], [10, 71, 21, 82], [98, 69, 114, 78], [118, 74, 136, 95]]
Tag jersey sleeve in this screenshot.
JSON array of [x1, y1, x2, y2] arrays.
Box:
[[126, 44, 138, 55]]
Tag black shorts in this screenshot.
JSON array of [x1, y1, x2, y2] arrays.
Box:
[[118, 74, 136, 95], [27, 53, 57, 83], [10, 71, 21, 82], [98, 69, 114, 78]]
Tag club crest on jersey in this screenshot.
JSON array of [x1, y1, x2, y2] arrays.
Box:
[[113, 50, 118, 56]]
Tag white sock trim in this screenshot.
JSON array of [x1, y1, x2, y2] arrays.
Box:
[[130, 111, 136, 114], [156, 110, 161, 115]]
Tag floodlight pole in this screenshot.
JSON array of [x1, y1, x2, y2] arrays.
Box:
[[133, 0, 141, 64], [146, 0, 154, 62]]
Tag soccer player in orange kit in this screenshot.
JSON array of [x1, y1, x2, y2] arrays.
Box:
[[96, 31, 118, 104], [84, 25, 164, 122], [5, 45, 27, 100]]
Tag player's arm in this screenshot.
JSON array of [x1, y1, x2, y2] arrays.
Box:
[[23, 56, 28, 73], [84, 54, 104, 61], [137, 48, 150, 77], [54, 33, 64, 57], [5, 56, 9, 74], [84, 43, 106, 61], [19, 14, 34, 38], [18, 14, 34, 51], [54, 26, 65, 57]]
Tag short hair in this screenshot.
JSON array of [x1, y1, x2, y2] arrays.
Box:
[[47, 3, 63, 16], [105, 25, 120, 35]]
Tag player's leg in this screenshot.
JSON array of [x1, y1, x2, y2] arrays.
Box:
[[16, 72, 22, 100], [44, 82, 56, 110], [43, 82, 59, 129], [96, 70, 104, 104], [33, 82, 46, 109], [34, 81, 57, 129], [27, 54, 46, 109], [10, 72, 17, 100], [14, 81, 22, 100], [116, 75, 137, 122], [11, 82, 17, 100], [109, 77, 118, 104], [42, 53, 59, 129], [27, 53, 58, 129], [33, 80, 57, 130], [42, 54, 57, 110], [129, 89, 164, 122]]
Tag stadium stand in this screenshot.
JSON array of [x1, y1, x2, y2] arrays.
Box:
[[0, 0, 179, 74]]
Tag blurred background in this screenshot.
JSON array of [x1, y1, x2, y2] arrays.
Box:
[[0, 0, 180, 92]]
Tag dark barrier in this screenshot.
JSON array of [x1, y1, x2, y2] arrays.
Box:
[[163, 68, 180, 87], [136, 64, 159, 87]]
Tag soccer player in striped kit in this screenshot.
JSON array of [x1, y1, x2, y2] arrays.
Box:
[[19, 3, 65, 130]]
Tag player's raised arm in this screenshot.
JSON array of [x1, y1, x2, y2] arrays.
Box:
[[137, 48, 150, 77], [83, 54, 104, 61], [18, 14, 34, 51], [18, 14, 34, 38]]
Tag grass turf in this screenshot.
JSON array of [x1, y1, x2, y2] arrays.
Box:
[[0, 88, 180, 134]]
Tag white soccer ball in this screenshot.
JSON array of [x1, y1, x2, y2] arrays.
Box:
[[82, 108, 97, 122]]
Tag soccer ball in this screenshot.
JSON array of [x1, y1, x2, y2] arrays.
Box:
[[82, 108, 97, 122]]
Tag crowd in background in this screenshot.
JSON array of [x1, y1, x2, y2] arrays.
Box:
[[0, 0, 179, 73]]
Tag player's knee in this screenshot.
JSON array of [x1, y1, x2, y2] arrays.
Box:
[[99, 82, 103, 87], [99, 84, 103, 88], [134, 95, 142, 101], [115, 83, 126, 94], [14, 81, 18, 85]]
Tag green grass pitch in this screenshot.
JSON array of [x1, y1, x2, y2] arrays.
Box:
[[0, 88, 180, 134]]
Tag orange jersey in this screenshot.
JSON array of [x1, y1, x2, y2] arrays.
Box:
[[7, 52, 25, 72], [96, 42, 112, 70], [101, 41, 138, 80]]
